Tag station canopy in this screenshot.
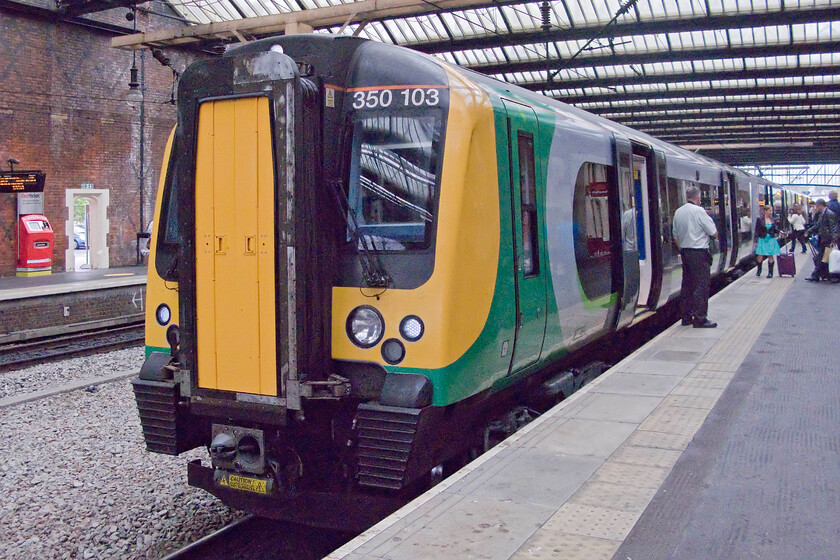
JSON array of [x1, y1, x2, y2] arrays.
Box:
[[104, 0, 840, 167]]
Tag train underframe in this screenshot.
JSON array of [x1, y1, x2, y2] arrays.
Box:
[[133, 341, 614, 530]]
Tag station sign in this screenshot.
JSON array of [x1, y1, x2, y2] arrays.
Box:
[[18, 192, 44, 215], [0, 171, 46, 193]]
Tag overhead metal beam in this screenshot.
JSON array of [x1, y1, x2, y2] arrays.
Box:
[[639, 120, 840, 136], [590, 97, 840, 118], [610, 108, 840, 127], [659, 132, 840, 143], [698, 147, 840, 166], [471, 40, 840, 75], [517, 65, 840, 94], [557, 83, 840, 106], [111, 0, 516, 49], [407, 6, 840, 54]]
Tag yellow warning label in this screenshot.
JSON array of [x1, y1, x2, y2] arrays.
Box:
[[225, 474, 268, 495]]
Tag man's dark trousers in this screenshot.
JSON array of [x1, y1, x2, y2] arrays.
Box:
[[680, 248, 712, 324]]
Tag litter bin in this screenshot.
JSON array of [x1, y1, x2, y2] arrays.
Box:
[[17, 214, 53, 276]]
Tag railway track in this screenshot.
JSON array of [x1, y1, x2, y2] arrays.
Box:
[[161, 516, 351, 560], [0, 320, 144, 372]]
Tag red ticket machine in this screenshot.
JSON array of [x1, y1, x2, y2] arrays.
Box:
[[17, 214, 54, 276]]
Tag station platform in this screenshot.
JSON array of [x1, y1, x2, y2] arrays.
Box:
[[0, 265, 147, 301], [327, 250, 839, 560], [0, 266, 148, 343]]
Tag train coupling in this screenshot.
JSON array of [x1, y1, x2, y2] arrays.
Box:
[[209, 424, 277, 497], [210, 424, 266, 473]]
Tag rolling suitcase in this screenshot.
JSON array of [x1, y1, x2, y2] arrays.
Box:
[[777, 248, 796, 277]]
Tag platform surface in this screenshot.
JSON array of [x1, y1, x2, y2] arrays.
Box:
[[0, 265, 147, 301], [327, 251, 837, 560]]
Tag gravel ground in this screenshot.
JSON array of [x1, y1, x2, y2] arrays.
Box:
[[0, 351, 245, 559], [0, 348, 146, 400]]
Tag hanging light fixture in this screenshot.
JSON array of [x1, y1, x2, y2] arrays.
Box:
[[127, 55, 142, 102], [126, 8, 143, 103]]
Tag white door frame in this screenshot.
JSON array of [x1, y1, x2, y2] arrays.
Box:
[[65, 189, 110, 271]]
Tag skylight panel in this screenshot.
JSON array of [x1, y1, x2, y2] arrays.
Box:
[[793, 23, 821, 42], [171, 3, 212, 25], [437, 52, 458, 65], [381, 20, 407, 43], [800, 52, 840, 66], [504, 2, 540, 33], [400, 19, 427, 43], [227, 0, 258, 18], [363, 21, 393, 44], [445, 7, 505, 38], [804, 74, 840, 86], [563, 0, 590, 26]]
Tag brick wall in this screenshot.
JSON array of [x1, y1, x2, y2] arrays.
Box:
[[0, 5, 199, 276], [0, 285, 146, 339]]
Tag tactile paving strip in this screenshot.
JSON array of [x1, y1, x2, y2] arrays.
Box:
[[609, 445, 683, 469], [536, 502, 642, 542], [510, 531, 621, 560], [588, 461, 672, 490], [624, 429, 695, 451], [638, 404, 712, 436], [568, 480, 659, 512], [661, 393, 719, 410]]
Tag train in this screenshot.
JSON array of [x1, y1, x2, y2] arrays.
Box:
[[132, 34, 807, 529]]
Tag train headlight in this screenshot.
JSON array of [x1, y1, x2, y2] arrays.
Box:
[[399, 315, 424, 342], [381, 338, 406, 365], [347, 306, 384, 348], [155, 304, 171, 326]]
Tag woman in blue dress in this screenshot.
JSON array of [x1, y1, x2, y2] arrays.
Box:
[[754, 205, 781, 278]]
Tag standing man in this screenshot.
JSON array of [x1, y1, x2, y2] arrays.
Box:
[[804, 198, 839, 282], [672, 186, 719, 328]]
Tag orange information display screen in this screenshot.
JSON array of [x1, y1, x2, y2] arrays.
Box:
[[0, 171, 46, 193]]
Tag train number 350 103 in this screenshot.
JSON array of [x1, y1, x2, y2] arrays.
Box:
[[352, 88, 441, 109]]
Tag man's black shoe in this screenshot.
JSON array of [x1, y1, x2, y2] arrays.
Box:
[[805, 276, 820, 282], [693, 320, 717, 328]]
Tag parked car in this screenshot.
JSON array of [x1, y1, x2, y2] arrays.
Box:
[[74, 225, 87, 249]]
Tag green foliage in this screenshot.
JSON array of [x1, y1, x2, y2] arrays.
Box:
[[74, 198, 89, 224]]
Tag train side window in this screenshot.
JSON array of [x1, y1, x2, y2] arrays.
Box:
[[155, 146, 180, 282], [573, 162, 614, 301], [518, 132, 539, 276]]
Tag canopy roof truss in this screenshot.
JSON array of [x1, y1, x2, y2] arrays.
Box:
[[108, 0, 840, 165]]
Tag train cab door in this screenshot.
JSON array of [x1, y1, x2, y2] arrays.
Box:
[[611, 135, 640, 330], [193, 96, 278, 396], [503, 100, 547, 373]]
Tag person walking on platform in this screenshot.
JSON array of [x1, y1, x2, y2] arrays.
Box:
[[673, 186, 718, 328], [787, 204, 808, 253], [754, 205, 781, 278], [805, 198, 840, 283]]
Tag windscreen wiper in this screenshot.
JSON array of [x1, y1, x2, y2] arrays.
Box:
[[329, 120, 390, 289], [329, 178, 390, 288]]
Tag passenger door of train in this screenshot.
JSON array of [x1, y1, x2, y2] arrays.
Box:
[[503, 100, 547, 373], [611, 136, 640, 330]]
